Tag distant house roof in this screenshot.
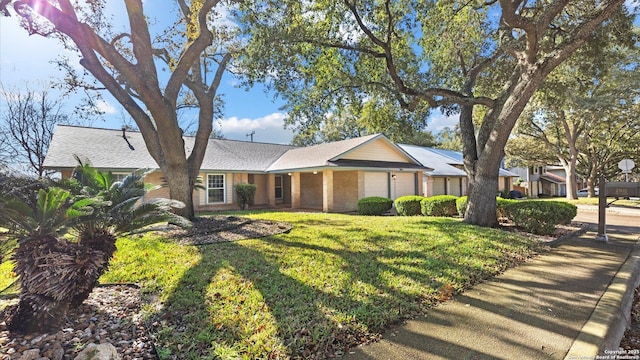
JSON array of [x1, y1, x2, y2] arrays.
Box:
[[425, 148, 465, 164], [399, 145, 467, 177], [540, 172, 566, 184], [499, 167, 519, 177], [399, 145, 518, 178], [43, 125, 295, 172]]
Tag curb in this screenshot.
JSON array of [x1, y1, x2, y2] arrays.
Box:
[[564, 235, 640, 359]]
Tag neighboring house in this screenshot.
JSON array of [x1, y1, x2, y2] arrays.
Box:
[[399, 145, 468, 196], [401, 145, 517, 197], [43, 125, 430, 213], [509, 165, 580, 197]]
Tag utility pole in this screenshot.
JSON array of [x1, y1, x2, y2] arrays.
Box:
[[246, 130, 255, 142]]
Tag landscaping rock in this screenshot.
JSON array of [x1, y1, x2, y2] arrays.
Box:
[[17, 349, 39, 360], [0, 285, 157, 359], [74, 343, 120, 360]]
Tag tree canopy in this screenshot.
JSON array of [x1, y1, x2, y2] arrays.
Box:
[[509, 37, 640, 197], [238, 0, 635, 226], [1, 0, 242, 218]]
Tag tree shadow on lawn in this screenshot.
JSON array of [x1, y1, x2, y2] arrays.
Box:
[[150, 217, 541, 359], [151, 240, 390, 359], [345, 235, 635, 360]]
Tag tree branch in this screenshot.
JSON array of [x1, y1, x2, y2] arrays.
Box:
[[165, 0, 219, 104], [124, 0, 159, 88]]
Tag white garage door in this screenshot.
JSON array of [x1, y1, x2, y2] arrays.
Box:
[[393, 173, 415, 199], [432, 178, 446, 195], [450, 177, 461, 196], [364, 172, 388, 198]]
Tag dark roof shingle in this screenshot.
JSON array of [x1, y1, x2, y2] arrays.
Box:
[[43, 125, 295, 172]]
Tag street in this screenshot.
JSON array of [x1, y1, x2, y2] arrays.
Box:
[[574, 205, 640, 236]]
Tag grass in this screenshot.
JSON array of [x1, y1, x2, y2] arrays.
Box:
[[0, 211, 543, 359]]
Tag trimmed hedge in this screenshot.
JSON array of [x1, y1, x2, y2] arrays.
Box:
[[421, 195, 458, 217], [394, 195, 426, 216], [357, 196, 393, 215], [505, 200, 577, 235], [457, 196, 517, 218], [497, 197, 518, 218], [456, 196, 468, 217]]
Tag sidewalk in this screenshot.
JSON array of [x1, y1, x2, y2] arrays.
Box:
[[344, 231, 640, 360]]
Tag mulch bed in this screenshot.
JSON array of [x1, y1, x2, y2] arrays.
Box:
[[166, 215, 293, 245]]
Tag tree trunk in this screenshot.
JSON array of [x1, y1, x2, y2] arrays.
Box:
[[464, 161, 501, 227], [463, 64, 546, 227], [70, 230, 118, 308], [561, 157, 579, 200], [587, 161, 599, 197], [8, 235, 105, 334], [8, 235, 69, 333], [165, 164, 195, 220], [7, 293, 69, 334], [461, 101, 501, 227]]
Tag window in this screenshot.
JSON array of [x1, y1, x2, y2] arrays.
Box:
[[112, 173, 129, 182], [275, 175, 283, 200], [207, 174, 225, 203]]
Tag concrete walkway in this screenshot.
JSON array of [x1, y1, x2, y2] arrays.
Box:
[[344, 229, 640, 360]]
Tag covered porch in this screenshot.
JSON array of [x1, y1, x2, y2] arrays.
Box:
[[283, 168, 424, 213]]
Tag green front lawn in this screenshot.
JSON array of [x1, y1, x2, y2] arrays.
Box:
[[2, 212, 542, 359]]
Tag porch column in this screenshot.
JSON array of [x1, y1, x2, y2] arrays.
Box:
[[323, 170, 334, 212], [267, 174, 276, 206], [291, 172, 301, 209], [357, 171, 365, 200]]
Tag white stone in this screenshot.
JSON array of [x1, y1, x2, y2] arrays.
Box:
[[18, 349, 40, 360], [74, 343, 121, 360]]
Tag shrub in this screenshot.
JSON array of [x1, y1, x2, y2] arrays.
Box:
[[454, 196, 517, 219], [553, 201, 578, 224], [235, 183, 257, 210], [357, 196, 393, 215], [496, 197, 518, 218], [421, 195, 458, 217], [456, 196, 468, 217], [394, 195, 425, 216], [505, 201, 577, 235]]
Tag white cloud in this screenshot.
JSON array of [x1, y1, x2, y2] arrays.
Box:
[[218, 112, 293, 144], [95, 100, 117, 114], [426, 112, 459, 132]]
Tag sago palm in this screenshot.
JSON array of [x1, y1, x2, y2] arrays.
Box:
[[66, 161, 189, 307], [3, 186, 103, 333], [4, 162, 189, 334]]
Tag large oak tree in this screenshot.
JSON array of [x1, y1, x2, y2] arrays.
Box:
[[510, 42, 640, 199], [1, 0, 239, 219], [239, 0, 634, 227]]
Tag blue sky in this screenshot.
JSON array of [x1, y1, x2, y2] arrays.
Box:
[[0, 4, 462, 145]]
